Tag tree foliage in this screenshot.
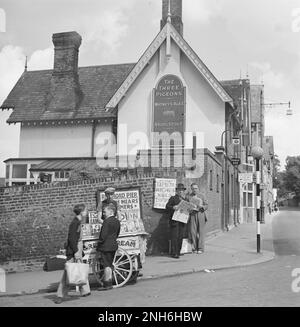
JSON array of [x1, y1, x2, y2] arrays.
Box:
[[282, 156, 300, 198]]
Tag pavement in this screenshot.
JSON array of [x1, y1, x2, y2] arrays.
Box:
[[0, 213, 276, 298]]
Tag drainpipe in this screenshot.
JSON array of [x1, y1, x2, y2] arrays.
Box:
[[91, 120, 96, 157]]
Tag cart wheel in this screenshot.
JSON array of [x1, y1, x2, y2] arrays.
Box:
[[112, 248, 133, 288]]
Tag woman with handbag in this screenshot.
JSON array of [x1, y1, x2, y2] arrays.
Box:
[[54, 204, 91, 304]]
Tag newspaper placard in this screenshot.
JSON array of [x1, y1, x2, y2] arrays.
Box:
[[98, 187, 145, 236], [154, 178, 176, 209], [81, 211, 102, 241]]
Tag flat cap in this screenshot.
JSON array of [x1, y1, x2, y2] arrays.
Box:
[[104, 187, 116, 194]]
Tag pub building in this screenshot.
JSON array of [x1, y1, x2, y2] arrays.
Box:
[[1, 0, 258, 228]]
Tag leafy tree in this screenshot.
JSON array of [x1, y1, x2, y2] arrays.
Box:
[[282, 156, 300, 199]]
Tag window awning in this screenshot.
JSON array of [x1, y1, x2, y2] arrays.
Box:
[[29, 158, 97, 172]]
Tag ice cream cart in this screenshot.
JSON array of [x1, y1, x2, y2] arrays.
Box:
[[81, 187, 148, 288]]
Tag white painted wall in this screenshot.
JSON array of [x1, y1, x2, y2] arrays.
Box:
[[19, 122, 113, 158], [19, 125, 93, 157], [180, 53, 225, 150], [117, 38, 225, 155], [117, 51, 159, 156], [94, 123, 114, 158]]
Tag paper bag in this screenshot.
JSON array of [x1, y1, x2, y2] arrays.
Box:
[[65, 262, 89, 286]]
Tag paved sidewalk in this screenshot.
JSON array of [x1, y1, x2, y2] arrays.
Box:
[[0, 215, 275, 297]]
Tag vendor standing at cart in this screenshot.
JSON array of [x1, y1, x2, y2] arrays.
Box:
[[96, 203, 121, 291], [165, 183, 187, 259], [97, 187, 119, 221]]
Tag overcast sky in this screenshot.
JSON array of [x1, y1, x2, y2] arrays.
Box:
[[0, 0, 300, 176]]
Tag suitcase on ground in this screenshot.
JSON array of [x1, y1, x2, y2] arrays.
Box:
[[43, 255, 66, 272]]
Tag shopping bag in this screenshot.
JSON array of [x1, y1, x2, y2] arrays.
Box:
[[65, 262, 89, 286], [180, 238, 192, 254]]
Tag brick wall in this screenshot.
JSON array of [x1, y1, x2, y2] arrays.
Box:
[[0, 150, 224, 272]]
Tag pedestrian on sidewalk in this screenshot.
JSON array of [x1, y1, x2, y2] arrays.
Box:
[[165, 183, 187, 259], [96, 203, 121, 291], [55, 204, 91, 304], [187, 183, 208, 254]]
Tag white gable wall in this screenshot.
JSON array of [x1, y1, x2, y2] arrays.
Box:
[[117, 38, 225, 155], [180, 51, 225, 150], [117, 52, 159, 156]]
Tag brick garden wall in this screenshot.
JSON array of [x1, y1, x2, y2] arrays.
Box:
[[0, 150, 224, 272]]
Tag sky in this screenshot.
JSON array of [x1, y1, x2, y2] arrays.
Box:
[[0, 0, 300, 176]]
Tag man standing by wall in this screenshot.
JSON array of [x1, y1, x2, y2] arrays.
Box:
[[165, 183, 187, 259], [187, 183, 208, 254]]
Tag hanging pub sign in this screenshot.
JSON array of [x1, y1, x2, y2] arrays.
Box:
[[152, 74, 185, 147], [153, 178, 176, 209]]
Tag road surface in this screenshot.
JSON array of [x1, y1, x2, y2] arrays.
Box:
[[0, 208, 299, 307]]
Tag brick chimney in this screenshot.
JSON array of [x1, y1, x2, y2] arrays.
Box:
[[48, 31, 82, 112], [160, 0, 183, 36]]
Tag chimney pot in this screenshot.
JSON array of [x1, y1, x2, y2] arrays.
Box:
[[52, 31, 82, 73], [48, 31, 82, 112]]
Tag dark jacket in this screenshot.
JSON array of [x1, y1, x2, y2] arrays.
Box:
[[65, 217, 81, 260], [165, 194, 186, 226], [97, 215, 121, 252]]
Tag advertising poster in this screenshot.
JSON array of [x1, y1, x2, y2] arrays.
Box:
[[98, 187, 146, 236], [153, 178, 176, 209], [82, 187, 147, 264]]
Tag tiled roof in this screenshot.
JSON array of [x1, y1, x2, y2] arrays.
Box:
[[1, 63, 135, 123]]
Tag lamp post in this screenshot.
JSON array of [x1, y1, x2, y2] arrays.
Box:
[[251, 145, 264, 253]]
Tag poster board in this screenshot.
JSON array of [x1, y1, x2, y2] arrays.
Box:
[[82, 187, 147, 265], [97, 187, 146, 236], [153, 178, 176, 209]]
